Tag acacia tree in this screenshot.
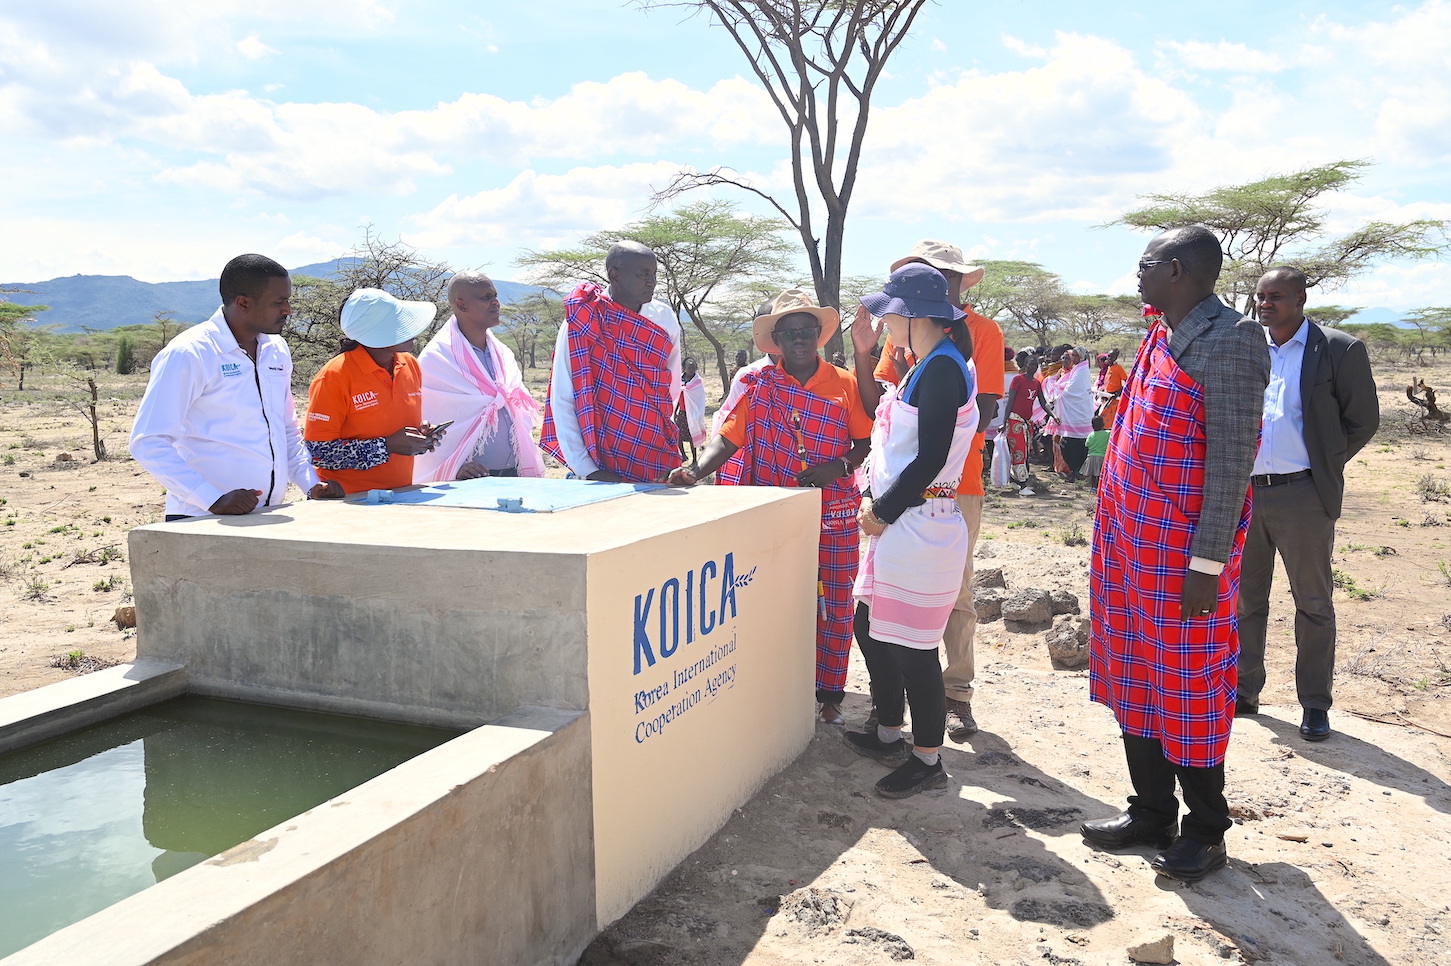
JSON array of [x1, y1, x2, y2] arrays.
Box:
[[0, 295, 49, 389], [1403, 307, 1451, 360], [1306, 305, 1358, 327], [1061, 294, 1144, 343], [641, 0, 928, 358], [970, 261, 1071, 349], [497, 293, 565, 369], [1116, 161, 1448, 312], [285, 228, 451, 385], [517, 200, 795, 389]]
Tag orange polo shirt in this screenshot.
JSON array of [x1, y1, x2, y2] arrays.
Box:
[[720, 360, 874, 447], [305, 346, 424, 493], [874, 307, 1005, 496], [1099, 363, 1127, 424]]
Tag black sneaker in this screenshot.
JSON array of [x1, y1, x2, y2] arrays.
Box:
[[875, 757, 948, 798], [843, 729, 909, 766], [864, 705, 879, 731]]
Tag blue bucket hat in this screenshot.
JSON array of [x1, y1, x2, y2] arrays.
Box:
[[861, 263, 966, 322], [340, 288, 437, 348]]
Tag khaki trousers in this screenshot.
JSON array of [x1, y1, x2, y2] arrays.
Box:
[[942, 492, 983, 702]]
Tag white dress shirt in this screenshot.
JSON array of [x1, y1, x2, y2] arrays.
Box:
[[1252, 319, 1312, 476], [547, 299, 682, 477], [130, 308, 319, 517]]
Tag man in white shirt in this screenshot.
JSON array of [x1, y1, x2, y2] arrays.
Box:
[[1235, 266, 1379, 741], [541, 241, 682, 482], [414, 271, 545, 482], [130, 254, 340, 519]]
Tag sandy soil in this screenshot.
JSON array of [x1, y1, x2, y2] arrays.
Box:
[[2, 359, 1449, 966]]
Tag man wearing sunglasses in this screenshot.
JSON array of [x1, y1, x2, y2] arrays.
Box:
[[668, 290, 872, 727], [1084, 225, 1270, 883]]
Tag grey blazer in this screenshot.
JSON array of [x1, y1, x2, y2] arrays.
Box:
[[1168, 295, 1272, 564], [1299, 320, 1379, 519]]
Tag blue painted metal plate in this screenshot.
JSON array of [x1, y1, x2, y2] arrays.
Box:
[[360, 476, 662, 513]]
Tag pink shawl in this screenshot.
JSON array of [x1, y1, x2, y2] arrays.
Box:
[[414, 317, 545, 482]]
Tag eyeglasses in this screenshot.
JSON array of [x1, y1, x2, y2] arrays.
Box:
[[773, 324, 821, 343], [1137, 259, 1170, 274]]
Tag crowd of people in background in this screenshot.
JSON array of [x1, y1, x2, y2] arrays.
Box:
[[128, 224, 1378, 884]]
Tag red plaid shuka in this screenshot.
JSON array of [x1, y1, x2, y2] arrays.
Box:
[[730, 366, 862, 699], [541, 283, 677, 482], [1089, 322, 1252, 768]]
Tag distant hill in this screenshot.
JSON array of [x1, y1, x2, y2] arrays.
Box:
[[0, 259, 556, 333]]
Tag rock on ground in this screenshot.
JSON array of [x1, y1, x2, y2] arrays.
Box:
[[1127, 933, 1175, 964], [1045, 615, 1091, 670], [1001, 589, 1052, 624]]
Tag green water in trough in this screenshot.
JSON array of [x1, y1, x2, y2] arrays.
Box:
[[0, 695, 463, 959]]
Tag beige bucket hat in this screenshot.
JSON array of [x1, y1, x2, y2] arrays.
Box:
[[752, 289, 840, 354], [890, 239, 985, 291]]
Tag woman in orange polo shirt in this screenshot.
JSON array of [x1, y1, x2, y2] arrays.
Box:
[[304, 288, 443, 494]]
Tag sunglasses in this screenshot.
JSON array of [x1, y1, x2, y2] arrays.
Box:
[[773, 324, 821, 343]]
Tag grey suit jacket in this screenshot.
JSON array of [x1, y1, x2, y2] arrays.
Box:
[[1298, 320, 1379, 519], [1168, 295, 1272, 564]]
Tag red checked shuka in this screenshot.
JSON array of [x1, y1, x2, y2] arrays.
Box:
[[1089, 321, 1253, 769], [541, 283, 679, 483], [719, 362, 872, 702]]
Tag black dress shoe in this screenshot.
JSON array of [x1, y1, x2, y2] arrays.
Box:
[[1151, 837, 1227, 881], [1234, 697, 1258, 717], [1080, 812, 1178, 850], [1300, 708, 1331, 742]]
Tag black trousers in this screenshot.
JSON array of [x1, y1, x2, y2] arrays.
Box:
[[1123, 733, 1231, 844], [855, 603, 946, 748], [1060, 436, 1089, 475]]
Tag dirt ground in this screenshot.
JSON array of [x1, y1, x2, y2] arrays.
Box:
[[2, 357, 1449, 966]]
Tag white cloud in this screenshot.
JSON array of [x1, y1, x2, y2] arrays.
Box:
[[853, 33, 1209, 224], [1000, 34, 1047, 60], [0, 215, 346, 281], [407, 161, 688, 257], [1331, 261, 1451, 311], [236, 35, 278, 60], [1156, 40, 1287, 74]]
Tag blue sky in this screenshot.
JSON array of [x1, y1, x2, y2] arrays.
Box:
[[4, 0, 1450, 313]]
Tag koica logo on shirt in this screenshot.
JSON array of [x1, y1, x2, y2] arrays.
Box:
[[221, 362, 243, 378], [352, 391, 380, 411]]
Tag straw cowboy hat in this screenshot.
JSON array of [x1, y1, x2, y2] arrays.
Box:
[[890, 239, 985, 291], [752, 289, 840, 354]]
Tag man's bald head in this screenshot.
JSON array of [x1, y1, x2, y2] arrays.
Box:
[[1155, 225, 1224, 284], [605, 240, 655, 275], [605, 240, 658, 312], [1138, 224, 1224, 322], [447, 269, 496, 305]]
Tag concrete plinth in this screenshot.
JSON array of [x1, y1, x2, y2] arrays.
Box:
[[123, 482, 820, 940]]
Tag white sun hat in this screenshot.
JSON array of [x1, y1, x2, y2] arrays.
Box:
[[340, 288, 437, 348]]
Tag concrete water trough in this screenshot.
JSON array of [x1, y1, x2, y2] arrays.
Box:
[[0, 479, 821, 965]]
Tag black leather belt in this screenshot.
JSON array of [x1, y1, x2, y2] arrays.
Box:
[[1251, 469, 1311, 487]]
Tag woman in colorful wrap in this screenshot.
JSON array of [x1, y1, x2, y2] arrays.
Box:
[[844, 264, 979, 798], [1002, 350, 1040, 488], [668, 290, 872, 726], [304, 288, 443, 494]]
